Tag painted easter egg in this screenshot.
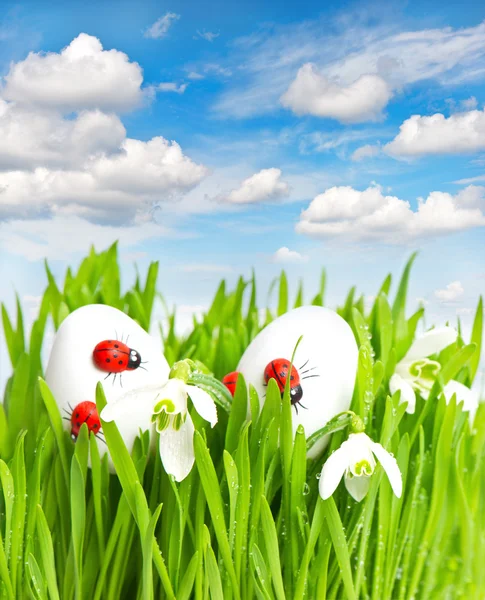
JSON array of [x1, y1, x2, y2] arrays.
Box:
[[45, 304, 170, 460], [236, 305, 358, 458]]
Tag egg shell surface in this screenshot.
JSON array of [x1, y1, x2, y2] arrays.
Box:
[[236, 305, 358, 458], [45, 304, 170, 459]]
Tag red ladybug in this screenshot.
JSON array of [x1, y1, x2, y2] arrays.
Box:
[[69, 401, 101, 441], [93, 339, 142, 375], [264, 358, 306, 411], [222, 371, 240, 397]]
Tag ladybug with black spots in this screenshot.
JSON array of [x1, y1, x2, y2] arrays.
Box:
[[263, 358, 319, 413], [264, 358, 303, 406], [68, 400, 102, 442], [222, 371, 240, 397], [93, 339, 145, 384]]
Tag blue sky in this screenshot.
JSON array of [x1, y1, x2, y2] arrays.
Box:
[[0, 0, 484, 386]]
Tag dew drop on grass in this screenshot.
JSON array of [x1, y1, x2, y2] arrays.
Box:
[[302, 482, 310, 495]]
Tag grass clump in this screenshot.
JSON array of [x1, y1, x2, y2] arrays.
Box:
[[0, 243, 483, 599]]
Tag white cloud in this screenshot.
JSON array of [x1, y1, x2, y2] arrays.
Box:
[[272, 247, 309, 264], [454, 174, 485, 185], [456, 307, 474, 315], [157, 82, 188, 94], [195, 30, 220, 42], [351, 144, 381, 162], [281, 64, 392, 123], [385, 109, 485, 157], [461, 96, 478, 110], [0, 101, 126, 171], [2, 34, 144, 113], [224, 168, 290, 204], [296, 184, 485, 244], [434, 281, 464, 302], [214, 19, 485, 119], [144, 13, 180, 39], [0, 215, 173, 261], [0, 136, 208, 222]]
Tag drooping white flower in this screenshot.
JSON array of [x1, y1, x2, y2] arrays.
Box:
[[101, 374, 218, 482], [319, 432, 402, 502], [442, 380, 480, 423], [389, 326, 457, 414]]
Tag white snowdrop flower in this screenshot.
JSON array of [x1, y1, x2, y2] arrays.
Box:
[[389, 326, 457, 414], [101, 368, 217, 482], [319, 432, 402, 502]]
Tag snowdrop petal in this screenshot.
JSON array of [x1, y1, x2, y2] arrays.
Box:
[[158, 413, 195, 482], [344, 474, 371, 502], [318, 443, 350, 500], [371, 442, 402, 498], [186, 384, 218, 427], [389, 373, 416, 414], [443, 379, 480, 424], [443, 380, 479, 411], [404, 327, 457, 362], [159, 379, 188, 413], [100, 384, 158, 425]]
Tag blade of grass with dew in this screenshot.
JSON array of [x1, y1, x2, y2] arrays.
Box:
[[259, 496, 286, 600], [36, 504, 61, 600], [10, 431, 27, 597], [96, 383, 174, 599], [193, 430, 240, 599], [223, 450, 239, 552]]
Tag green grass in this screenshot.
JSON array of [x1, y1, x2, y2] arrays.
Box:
[[0, 242, 484, 599]]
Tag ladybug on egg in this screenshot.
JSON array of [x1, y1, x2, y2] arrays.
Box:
[[222, 358, 318, 413], [93, 338, 146, 385], [65, 400, 103, 442], [222, 371, 240, 397], [263, 358, 319, 413]]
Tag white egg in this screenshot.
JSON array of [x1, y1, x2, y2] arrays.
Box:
[[237, 305, 358, 458], [45, 304, 170, 461]]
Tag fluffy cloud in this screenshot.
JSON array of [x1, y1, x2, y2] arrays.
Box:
[[385, 109, 485, 156], [281, 64, 392, 123], [0, 215, 173, 261], [0, 101, 126, 170], [351, 144, 381, 162], [0, 34, 208, 223], [2, 34, 144, 113], [0, 137, 208, 222], [272, 247, 309, 264], [224, 168, 290, 204], [214, 19, 485, 119], [144, 13, 180, 39], [296, 184, 485, 243], [434, 281, 464, 302]]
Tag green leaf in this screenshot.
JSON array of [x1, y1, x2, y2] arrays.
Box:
[[321, 498, 356, 600], [36, 505, 60, 600], [468, 296, 483, 383], [193, 431, 240, 599], [392, 252, 418, 360], [259, 496, 286, 600], [277, 271, 288, 316], [142, 500, 163, 600], [205, 542, 224, 600]]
